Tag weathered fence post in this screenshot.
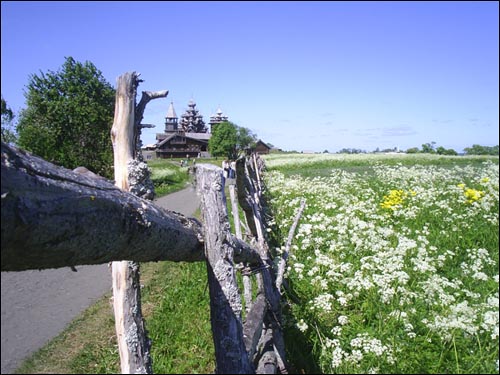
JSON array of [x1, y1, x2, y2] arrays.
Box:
[[110, 72, 151, 374], [110, 72, 168, 374], [196, 164, 254, 374], [235, 154, 290, 373]]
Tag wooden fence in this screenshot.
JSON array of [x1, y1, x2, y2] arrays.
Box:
[[0, 72, 305, 374]]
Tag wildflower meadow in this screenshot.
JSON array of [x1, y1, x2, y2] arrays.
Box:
[[262, 153, 499, 374]]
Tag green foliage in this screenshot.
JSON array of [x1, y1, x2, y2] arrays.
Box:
[[209, 121, 258, 159], [337, 147, 367, 154], [436, 146, 458, 155], [208, 121, 238, 159], [16, 56, 115, 178], [236, 125, 257, 151], [1, 96, 17, 144], [421, 141, 436, 153], [464, 144, 499, 156], [406, 147, 419, 154], [421, 142, 457, 155]]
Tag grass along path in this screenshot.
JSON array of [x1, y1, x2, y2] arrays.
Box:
[[14, 159, 217, 374], [15, 261, 214, 374]]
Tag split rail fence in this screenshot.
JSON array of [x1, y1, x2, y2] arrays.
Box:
[[1, 72, 305, 374]]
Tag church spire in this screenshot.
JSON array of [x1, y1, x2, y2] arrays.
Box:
[[166, 101, 177, 119], [178, 99, 207, 133], [164, 101, 178, 133], [209, 105, 229, 133]]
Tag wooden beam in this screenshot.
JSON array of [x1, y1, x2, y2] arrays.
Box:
[[1, 142, 205, 271]]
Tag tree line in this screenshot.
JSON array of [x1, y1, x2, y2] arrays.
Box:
[[407, 141, 499, 155], [327, 142, 498, 156]]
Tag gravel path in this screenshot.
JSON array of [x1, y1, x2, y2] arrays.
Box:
[[0, 185, 200, 374]]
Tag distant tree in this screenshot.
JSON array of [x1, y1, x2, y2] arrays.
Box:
[[338, 148, 364, 154], [16, 57, 115, 178], [444, 148, 458, 155], [323, 149, 329, 153], [464, 144, 499, 156], [209, 121, 238, 159], [236, 126, 257, 151], [435, 146, 446, 155], [436, 146, 458, 156], [406, 147, 419, 154], [421, 142, 436, 154], [1, 96, 17, 144], [209, 121, 259, 159]]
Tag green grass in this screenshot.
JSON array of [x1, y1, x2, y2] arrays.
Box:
[[263, 152, 499, 178], [146, 261, 214, 374], [148, 159, 191, 197]]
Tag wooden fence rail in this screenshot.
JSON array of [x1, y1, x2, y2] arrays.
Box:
[[0, 71, 305, 374]]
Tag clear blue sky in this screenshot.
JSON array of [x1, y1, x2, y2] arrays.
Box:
[[1, 1, 498, 153]]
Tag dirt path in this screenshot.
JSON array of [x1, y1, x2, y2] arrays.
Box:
[[0, 184, 200, 374]]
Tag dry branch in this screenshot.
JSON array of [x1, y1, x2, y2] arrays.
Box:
[[275, 199, 306, 292]]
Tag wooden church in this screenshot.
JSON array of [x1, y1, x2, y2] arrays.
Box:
[[155, 100, 228, 158]]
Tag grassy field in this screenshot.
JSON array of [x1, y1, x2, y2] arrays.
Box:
[[147, 158, 191, 196], [13, 153, 499, 374], [263, 153, 499, 374]]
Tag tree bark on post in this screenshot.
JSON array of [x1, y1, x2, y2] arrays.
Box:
[[228, 184, 242, 239], [196, 164, 254, 374], [228, 180, 253, 313], [110, 72, 154, 374]]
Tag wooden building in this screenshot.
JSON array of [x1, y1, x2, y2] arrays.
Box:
[[154, 100, 272, 158], [156, 132, 210, 158], [254, 139, 271, 155], [156, 100, 210, 158]]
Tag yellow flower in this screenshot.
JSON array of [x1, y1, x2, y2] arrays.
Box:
[[480, 177, 490, 183], [464, 188, 484, 204], [380, 189, 407, 210], [457, 183, 466, 189]]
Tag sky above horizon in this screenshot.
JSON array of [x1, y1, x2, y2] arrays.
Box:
[[1, 1, 499, 153]]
